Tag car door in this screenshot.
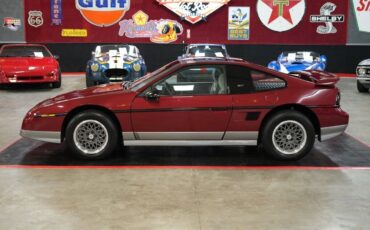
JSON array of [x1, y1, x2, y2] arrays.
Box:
[[130, 65, 233, 140], [224, 64, 286, 141]]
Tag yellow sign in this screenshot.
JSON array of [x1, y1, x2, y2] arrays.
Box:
[[133, 10, 148, 26], [61, 29, 88, 37]]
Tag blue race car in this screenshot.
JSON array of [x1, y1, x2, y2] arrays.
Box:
[[268, 51, 327, 74], [85, 44, 147, 87]]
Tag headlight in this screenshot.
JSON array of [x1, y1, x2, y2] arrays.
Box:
[[358, 68, 366, 76], [91, 63, 99, 72], [133, 63, 141, 72]]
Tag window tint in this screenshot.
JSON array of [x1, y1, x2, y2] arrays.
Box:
[[152, 66, 226, 96], [251, 70, 286, 91], [226, 65, 254, 94]]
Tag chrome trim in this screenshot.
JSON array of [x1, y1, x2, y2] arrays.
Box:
[[122, 132, 136, 140], [20, 130, 61, 144], [320, 125, 347, 141], [124, 140, 257, 146], [135, 132, 224, 140], [224, 131, 259, 140]]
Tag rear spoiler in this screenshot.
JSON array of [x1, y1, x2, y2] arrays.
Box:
[[289, 70, 339, 86]]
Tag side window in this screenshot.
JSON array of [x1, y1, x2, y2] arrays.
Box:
[[152, 66, 226, 96], [251, 70, 286, 91], [226, 65, 254, 94]]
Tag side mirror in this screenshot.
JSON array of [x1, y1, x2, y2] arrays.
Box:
[[91, 51, 95, 58], [53, 55, 59, 60], [145, 90, 160, 101]]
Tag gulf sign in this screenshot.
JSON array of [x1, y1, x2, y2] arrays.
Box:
[[76, 0, 130, 27]]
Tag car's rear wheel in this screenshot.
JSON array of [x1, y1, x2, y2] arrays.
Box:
[[357, 80, 369, 93], [261, 110, 315, 160], [65, 110, 119, 159]]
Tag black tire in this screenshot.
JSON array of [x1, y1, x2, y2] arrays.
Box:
[[65, 110, 120, 160], [357, 80, 369, 93], [86, 76, 95, 87], [261, 110, 315, 161], [52, 73, 62, 88]]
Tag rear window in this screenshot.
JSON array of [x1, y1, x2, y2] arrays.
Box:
[[0, 46, 51, 58]]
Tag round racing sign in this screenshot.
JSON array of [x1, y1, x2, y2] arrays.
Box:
[[257, 0, 306, 32]]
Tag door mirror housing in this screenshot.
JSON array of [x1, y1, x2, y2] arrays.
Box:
[[53, 55, 60, 60], [145, 90, 160, 101]]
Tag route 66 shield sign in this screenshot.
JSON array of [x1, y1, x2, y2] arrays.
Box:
[[28, 11, 44, 28]]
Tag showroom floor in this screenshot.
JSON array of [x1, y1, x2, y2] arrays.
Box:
[[0, 76, 370, 229]]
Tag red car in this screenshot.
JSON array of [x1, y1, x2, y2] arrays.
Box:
[[20, 57, 349, 160], [0, 44, 61, 88]]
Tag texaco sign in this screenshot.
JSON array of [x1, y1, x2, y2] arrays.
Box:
[[257, 0, 306, 32], [352, 0, 370, 32], [157, 0, 230, 24]]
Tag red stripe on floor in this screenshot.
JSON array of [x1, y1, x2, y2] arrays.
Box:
[[1, 165, 370, 170], [335, 73, 356, 78], [62, 72, 84, 76]]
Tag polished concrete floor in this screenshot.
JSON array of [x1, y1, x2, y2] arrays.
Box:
[[0, 76, 370, 229]]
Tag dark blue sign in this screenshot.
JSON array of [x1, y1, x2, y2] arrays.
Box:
[[51, 0, 62, 25]]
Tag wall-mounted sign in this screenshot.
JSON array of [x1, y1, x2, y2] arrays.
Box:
[[310, 2, 344, 34], [352, 0, 370, 32], [75, 0, 130, 27], [119, 10, 183, 44], [51, 0, 62, 25], [28, 11, 43, 28], [257, 0, 305, 32], [61, 28, 88, 37], [157, 0, 230, 24], [228, 7, 250, 40], [3, 17, 22, 31]]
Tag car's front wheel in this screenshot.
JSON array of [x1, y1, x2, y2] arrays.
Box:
[[65, 110, 119, 159], [51, 69, 62, 88], [261, 110, 315, 160], [357, 80, 369, 93]]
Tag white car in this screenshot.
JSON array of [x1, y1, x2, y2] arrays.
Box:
[[356, 59, 370, 93]]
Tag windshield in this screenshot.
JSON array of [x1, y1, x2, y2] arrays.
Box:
[[188, 45, 227, 58], [130, 61, 179, 91], [95, 45, 139, 58], [0, 46, 51, 58]]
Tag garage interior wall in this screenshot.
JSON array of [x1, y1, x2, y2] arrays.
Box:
[[0, 0, 25, 43], [1, 0, 369, 72]]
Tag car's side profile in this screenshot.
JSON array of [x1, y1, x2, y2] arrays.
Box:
[[21, 57, 348, 161], [0, 44, 61, 88], [356, 59, 370, 93]]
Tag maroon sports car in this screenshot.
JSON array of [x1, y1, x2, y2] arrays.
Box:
[[20, 57, 349, 160], [0, 44, 61, 88]]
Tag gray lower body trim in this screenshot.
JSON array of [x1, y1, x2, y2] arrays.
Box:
[[321, 125, 347, 141], [20, 130, 61, 144], [224, 131, 259, 140], [122, 131, 258, 146], [124, 140, 257, 146], [134, 132, 224, 140]]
